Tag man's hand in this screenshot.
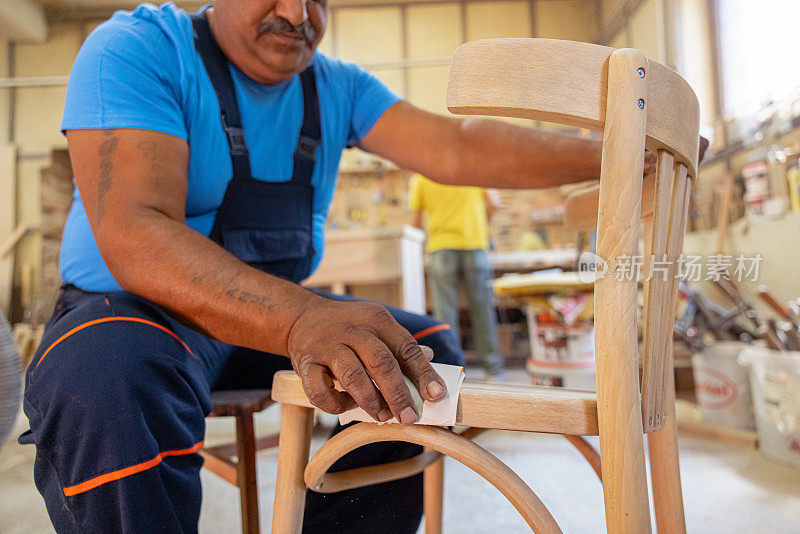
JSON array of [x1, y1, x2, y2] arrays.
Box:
[[287, 299, 447, 424]]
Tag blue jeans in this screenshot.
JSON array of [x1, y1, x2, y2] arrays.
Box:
[[428, 249, 503, 375]]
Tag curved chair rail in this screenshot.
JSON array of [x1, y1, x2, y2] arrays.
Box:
[[304, 426, 488, 493], [562, 435, 602, 481], [304, 423, 563, 533], [447, 38, 700, 177]]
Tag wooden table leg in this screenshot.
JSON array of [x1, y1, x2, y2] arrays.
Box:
[[424, 454, 444, 534], [235, 412, 260, 534], [272, 405, 314, 534]]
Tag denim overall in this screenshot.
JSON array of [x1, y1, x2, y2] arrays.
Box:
[[19, 10, 463, 533], [192, 12, 319, 283]]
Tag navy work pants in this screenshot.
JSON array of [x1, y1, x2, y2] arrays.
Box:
[[20, 285, 463, 533]]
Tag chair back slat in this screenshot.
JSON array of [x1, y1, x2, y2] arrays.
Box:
[[641, 151, 679, 431]]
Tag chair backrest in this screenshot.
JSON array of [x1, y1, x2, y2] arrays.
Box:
[[447, 38, 699, 433]]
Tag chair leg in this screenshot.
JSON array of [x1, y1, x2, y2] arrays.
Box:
[[594, 47, 652, 534], [647, 370, 687, 534], [272, 405, 314, 534], [235, 412, 260, 534], [423, 454, 444, 534]]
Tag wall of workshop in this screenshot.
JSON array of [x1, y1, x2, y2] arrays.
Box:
[[1, 38, 13, 315], [601, 0, 717, 134], [11, 22, 83, 308], [0, 38, 10, 145], [321, 0, 598, 118], [602, 0, 667, 64], [683, 214, 800, 319]]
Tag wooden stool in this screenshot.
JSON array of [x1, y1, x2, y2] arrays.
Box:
[[201, 389, 278, 534]]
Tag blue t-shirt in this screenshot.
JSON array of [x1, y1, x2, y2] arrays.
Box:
[[59, 2, 400, 291]]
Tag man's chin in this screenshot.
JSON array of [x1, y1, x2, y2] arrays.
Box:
[[252, 57, 311, 84]]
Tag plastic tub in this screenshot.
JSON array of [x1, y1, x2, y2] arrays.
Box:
[[739, 347, 800, 468]]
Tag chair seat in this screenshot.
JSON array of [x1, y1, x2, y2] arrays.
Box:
[[209, 389, 273, 417], [271, 371, 598, 435]]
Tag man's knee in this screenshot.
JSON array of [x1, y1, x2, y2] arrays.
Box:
[[24, 318, 210, 455]]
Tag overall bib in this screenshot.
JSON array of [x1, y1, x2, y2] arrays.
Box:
[[19, 10, 463, 534], [192, 12, 319, 283]]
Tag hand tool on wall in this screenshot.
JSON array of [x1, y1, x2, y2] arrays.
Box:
[[758, 285, 800, 328]]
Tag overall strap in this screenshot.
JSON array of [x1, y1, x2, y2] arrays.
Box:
[[292, 67, 321, 185], [191, 12, 252, 181]]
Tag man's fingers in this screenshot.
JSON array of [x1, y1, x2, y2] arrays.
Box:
[[420, 345, 434, 361], [328, 347, 391, 422], [351, 336, 419, 425], [377, 325, 447, 404], [300, 362, 356, 414]]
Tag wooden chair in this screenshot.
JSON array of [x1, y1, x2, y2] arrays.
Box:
[[270, 38, 699, 533], [201, 389, 278, 534]]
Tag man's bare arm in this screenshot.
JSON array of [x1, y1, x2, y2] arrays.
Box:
[[359, 101, 604, 189], [67, 128, 446, 424], [69, 128, 313, 355], [408, 209, 423, 230], [485, 189, 502, 221]]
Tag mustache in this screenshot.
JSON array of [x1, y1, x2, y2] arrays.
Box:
[[258, 17, 316, 44]]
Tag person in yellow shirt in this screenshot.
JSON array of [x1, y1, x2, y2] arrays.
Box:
[[409, 174, 504, 378]]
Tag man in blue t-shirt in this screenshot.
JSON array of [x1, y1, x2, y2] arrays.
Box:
[[20, 1, 612, 532]]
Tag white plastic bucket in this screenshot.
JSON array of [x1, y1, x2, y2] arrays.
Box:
[[691, 342, 755, 430], [739, 347, 800, 468]]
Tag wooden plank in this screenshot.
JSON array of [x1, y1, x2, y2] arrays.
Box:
[[716, 172, 734, 254], [0, 144, 16, 316], [0, 225, 32, 259], [676, 419, 757, 448]]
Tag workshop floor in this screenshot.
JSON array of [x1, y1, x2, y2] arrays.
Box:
[[2, 369, 799, 533]]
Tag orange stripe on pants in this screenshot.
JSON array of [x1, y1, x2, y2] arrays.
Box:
[[62, 441, 205, 497], [36, 316, 193, 368], [412, 324, 450, 340]]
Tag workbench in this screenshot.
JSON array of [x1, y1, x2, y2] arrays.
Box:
[[303, 225, 426, 314]]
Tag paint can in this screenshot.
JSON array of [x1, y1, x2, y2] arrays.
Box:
[[526, 305, 596, 391]]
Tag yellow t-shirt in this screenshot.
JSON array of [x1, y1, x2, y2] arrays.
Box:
[[408, 174, 489, 252]]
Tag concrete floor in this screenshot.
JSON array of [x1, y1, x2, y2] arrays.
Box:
[[2, 370, 799, 533]]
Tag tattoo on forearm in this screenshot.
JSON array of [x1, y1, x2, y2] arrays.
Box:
[[188, 268, 278, 311], [226, 288, 279, 312], [97, 130, 119, 218]]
